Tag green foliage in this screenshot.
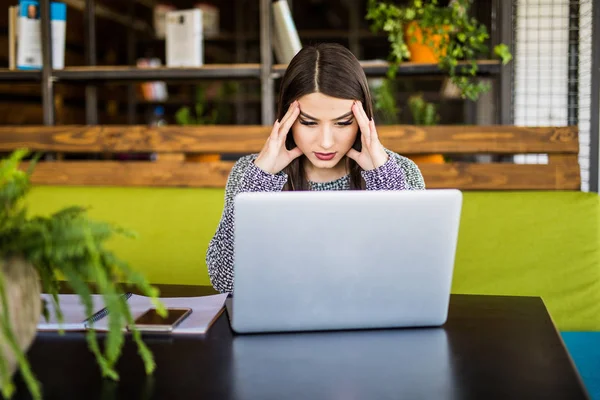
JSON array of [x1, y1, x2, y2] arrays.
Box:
[[175, 82, 239, 125], [408, 93, 439, 125], [0, 149, 164, 400], [366, 0, 513, 101], [372, 79, 400, 124], [494, 43, 513, 65]]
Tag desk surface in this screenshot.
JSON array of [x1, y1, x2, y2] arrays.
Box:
[[11, 285, 590, 400]]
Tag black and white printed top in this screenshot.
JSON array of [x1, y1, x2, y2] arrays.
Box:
[[206, 149, 426, 293]]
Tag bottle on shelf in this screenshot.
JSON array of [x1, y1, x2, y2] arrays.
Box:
[[148, 106, 167, 126]]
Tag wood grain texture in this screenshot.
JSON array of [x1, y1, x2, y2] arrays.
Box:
[[0, 125, 578, 154], [417, 163, 581, 190], [375, 125, 579, 154], [22, 161, 580, 190], [23, 161, 235, 188]]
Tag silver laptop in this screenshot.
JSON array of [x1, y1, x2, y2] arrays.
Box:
[[227, 189, 462, 334]]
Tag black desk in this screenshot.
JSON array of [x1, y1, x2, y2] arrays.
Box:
[[10, 285, 590, 399]]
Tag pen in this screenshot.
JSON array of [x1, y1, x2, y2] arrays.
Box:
[[83, 292, 133, 326]]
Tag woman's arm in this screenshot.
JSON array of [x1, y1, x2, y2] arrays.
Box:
[[361, 150, 426, 191], [206, 155, 288, 293]]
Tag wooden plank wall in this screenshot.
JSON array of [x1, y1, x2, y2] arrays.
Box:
[[0, 125, 580, 190]]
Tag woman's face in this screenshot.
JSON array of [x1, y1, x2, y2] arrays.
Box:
[[292, 92, 358, 170]]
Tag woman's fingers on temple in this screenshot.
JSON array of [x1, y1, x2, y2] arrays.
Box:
[[278, 100, 298, 129], [353, 101, 371, 143], [278, 102, 299, 139], [270, 120, 281, 139], [369, 119, 378, 141]]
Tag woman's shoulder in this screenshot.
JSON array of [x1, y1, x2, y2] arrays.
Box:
[[383, 148, 426, 190], [383, 148, 419, 171], [224, 153, 259, 188], [229, 153, 259, 174]]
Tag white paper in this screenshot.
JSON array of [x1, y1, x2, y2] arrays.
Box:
[[37, 293, 107, 331], [90, 293, 228, 335]]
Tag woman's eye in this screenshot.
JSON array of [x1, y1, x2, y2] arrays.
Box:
[[336, 120, 353, 126], [300, 120, 317, 126]]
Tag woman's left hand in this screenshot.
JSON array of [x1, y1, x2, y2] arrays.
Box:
[[346, 101, 389, 170]]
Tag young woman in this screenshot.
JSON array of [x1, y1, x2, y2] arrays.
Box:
[[207, 43, 425, 293]]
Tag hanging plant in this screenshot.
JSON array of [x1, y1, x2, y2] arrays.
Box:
[[366, 0, 513, 101]]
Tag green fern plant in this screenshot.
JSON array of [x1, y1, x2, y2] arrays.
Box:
[[0, 149, 165, 400], [366, 0, 513, 101]]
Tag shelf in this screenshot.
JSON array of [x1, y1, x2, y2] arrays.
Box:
[[364, 60, 501, 76], [0, 69, 42, 82], [272, 60, 501, 78], [53, 65, 262, 82], [0, 60, 502, 85]]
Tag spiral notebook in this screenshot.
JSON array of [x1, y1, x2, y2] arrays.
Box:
[[37, 292, 227, 334], [37, 293, 117, 331]]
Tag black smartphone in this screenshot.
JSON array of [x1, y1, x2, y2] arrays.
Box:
[[127, 308, 192, 333]]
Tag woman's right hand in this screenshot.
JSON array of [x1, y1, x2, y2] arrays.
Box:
[[254, 100, 303, 175]]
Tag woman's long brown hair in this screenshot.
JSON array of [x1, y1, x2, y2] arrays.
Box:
[[277, 43, 375, 191]]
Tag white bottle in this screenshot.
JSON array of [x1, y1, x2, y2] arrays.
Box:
[[165, 9, 203, 67]]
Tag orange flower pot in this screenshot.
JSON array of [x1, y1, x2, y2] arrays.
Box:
[[404, 21, 449, 63], [186, 154, 221, 162], [407, 154, 445, 164]]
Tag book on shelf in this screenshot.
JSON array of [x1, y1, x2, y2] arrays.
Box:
[[38, 292, 228, 335], [8, 6, 18, 70], [14, 0, 66, 70], [272, 0, 301, 64], [137, 57, 169, 101]]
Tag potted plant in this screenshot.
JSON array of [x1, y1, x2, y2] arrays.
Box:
[[366, 0, 513, 101], [408, 92, 439, 126], [0, 149, 164, 400], [406, 93, 445, 164], [175, 82, 238, 162]]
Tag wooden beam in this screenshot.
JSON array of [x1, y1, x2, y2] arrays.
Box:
[[24, 161, 235, 188], [376, 125, 579, 154], [0, 125, 579, 154], [417, 163, 581, 190], [22, 161, 580, 190]]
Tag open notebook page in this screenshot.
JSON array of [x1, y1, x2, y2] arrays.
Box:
[[89, 293, 228, 334], [38, 293, 107, 331]]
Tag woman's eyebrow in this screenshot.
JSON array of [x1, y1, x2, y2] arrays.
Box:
[[299, 111, 354, 121]]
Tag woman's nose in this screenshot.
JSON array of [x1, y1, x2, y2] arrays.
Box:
[[319, 127, 334, 149]]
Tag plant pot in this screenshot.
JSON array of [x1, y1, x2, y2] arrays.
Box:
[[404, 21, 449, 63], [408, 154, 446, 164], [0, 256, 41, 383], [186, 154, 221, 162]]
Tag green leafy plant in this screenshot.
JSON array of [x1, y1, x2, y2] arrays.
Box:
[[175, 85, 218, 125], [175, 82, 239, 125], [0, 149, 165, 400], [366, 0, 513, 101], [372, 79, 400, 124], [408, 93, 439, 125]]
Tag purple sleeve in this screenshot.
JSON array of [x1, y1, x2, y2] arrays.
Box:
[[361, 154, 408, 191], [206, 157, 287, 293]]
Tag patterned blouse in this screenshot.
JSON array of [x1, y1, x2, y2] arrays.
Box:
[[206, 149, 426, 293]]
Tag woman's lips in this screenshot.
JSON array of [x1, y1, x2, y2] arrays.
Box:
[[314, 152, 336, 161]]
